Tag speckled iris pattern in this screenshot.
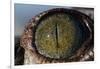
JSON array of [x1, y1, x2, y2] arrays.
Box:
[[35, 13, 83, 59]]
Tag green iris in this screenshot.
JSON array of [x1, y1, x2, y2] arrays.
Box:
[[35, 13, 79, 59]]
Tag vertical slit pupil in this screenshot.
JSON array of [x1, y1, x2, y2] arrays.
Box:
[[55, 23, 59, 48]]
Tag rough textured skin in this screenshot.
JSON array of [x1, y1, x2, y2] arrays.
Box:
[[20, 8, 94, 64]]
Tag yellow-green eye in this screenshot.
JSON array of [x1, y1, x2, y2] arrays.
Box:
[[35, 13, 83, 59]]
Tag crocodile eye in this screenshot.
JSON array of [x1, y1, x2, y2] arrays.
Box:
[[21, 8, 94, 64], [35, 13, 84, 59]]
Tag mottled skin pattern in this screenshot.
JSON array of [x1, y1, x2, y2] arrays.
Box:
[[20, 8, 94, 64]]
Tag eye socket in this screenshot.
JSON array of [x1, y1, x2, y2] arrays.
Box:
[[21, 8, 93, 64]]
